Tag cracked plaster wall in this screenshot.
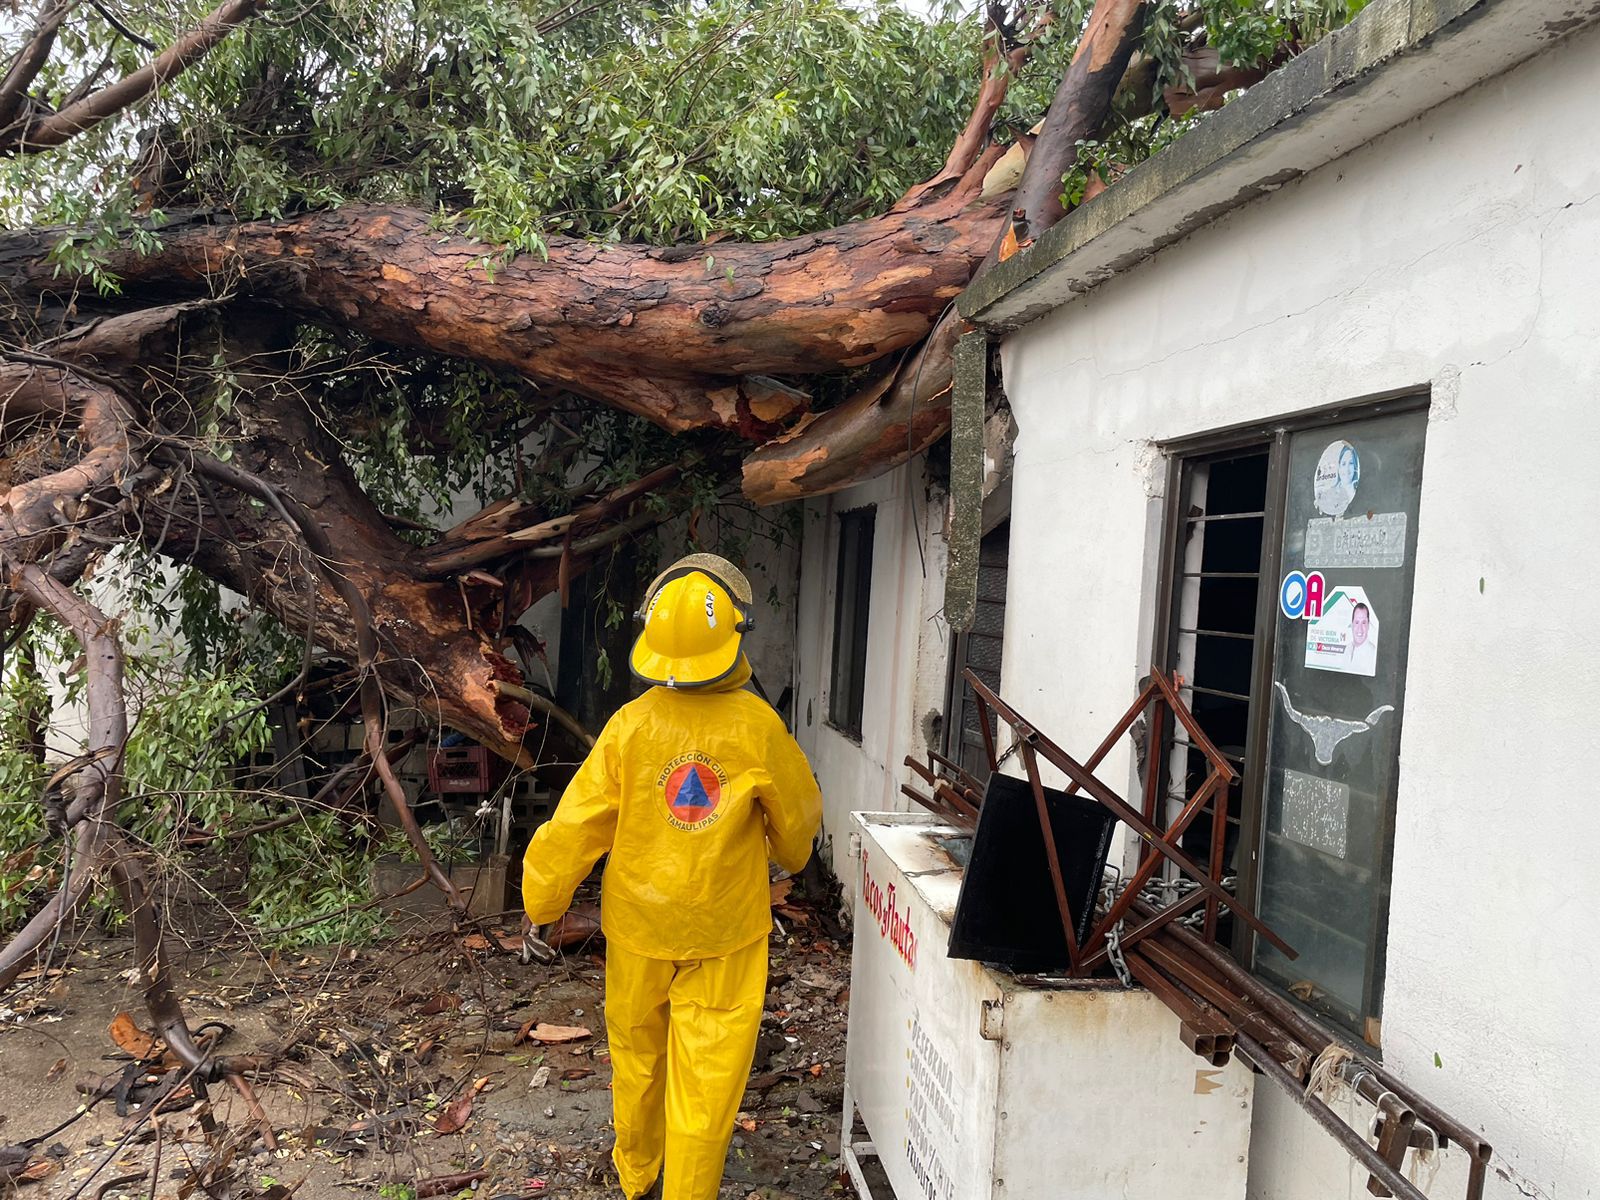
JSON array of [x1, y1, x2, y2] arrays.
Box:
[[996, 18, 1599, 1200]]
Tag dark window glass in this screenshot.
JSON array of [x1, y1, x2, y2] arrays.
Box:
[[1157, 404, 1428, 1044], [945, 521, 1011, 781], [1254, 409, 1427, 1040], [829, 507, 876, 738]]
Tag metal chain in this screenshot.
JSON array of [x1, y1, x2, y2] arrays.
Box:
[[1096, 871, 1242, 947], [1104, 919, 1133, 987]]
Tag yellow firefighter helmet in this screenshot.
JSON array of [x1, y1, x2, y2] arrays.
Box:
[[629, 554, 754, 688]]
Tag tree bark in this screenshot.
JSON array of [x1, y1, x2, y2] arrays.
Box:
[[742, 309, 963, 504], [0, 185, 1006, 437], [742, 0, 1150, 502], [1009, 0, 1149, 235]]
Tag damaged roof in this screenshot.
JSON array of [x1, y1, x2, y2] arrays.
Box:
[[959, 0, 1600, 331]]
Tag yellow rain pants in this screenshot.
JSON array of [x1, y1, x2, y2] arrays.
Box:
[[605, 935, 768, 1200]]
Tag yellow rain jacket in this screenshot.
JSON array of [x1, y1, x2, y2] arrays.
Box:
[[521, 657, 821, 960]]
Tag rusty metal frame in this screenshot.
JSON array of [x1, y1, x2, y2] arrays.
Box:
[[920, 669, 1491, 1200], [960, 666, 1296, 976], [906, 667, 1490, 1200]]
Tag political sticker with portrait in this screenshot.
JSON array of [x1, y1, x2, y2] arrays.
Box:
[[1312, 440, 1361, 518], [1304, 585, 1379, 677]]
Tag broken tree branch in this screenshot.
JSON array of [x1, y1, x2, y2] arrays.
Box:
[[3, 0, 263, 155], [421, 461, 684, 576], [742, 308, 963, 503], [1008, 0, 1149, 236], [743, 0, 1151, 502], [184, 451, 468, 910], [0, 364, 146, 571], [0, 0, 73, 135], [916, 0, 1052, 197], [0, 563, 125, 992], [492, 680, 595, 749]]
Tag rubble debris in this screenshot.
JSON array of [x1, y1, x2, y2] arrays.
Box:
[[0, 878, 850, 1199]]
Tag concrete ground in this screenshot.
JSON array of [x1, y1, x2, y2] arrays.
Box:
[[0, 896, 854, 1200]]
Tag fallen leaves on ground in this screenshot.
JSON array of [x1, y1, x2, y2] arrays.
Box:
[[434, 1075, 492, 1135], [108, 1012, 162, 1059], [8, 870, 853, 1200], [513, 1021, 591, 1046]]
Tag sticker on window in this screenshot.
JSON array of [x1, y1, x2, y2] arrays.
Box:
[[1280, 769, 1350, 859], [1305, 511, 1407, 569], [1274, 682, 1395, 766], [1312, 440, 1361, 518], [1280, 570, 1327, 620], [1304, 585, 1378, 676]]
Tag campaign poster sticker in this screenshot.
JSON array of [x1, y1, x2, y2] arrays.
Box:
[[1313, 440, 1361, 518], [1304, 585, 1379, 677]]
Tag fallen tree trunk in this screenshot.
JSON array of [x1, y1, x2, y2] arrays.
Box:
[[0, 185, 1006, 437], [0, 1, 1151, 511]]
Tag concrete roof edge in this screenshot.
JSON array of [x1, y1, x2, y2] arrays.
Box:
[[960, 0, 1600, 331]]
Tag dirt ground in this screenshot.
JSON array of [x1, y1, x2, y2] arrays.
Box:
[[0, 886, 855, 1200]]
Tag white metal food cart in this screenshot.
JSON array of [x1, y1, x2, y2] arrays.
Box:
[[841, 811, 1257, 1200]]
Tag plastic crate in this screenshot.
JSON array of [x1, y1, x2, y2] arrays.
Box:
[[428, 745, 494, 794]]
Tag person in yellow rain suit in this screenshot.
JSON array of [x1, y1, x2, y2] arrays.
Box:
[[521, 553, 822, 1200]]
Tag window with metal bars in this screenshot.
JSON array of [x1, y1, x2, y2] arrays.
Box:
[[1154, 397, 1428, 1043], [1162, 450, 1268, 884]]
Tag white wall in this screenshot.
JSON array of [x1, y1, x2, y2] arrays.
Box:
[[998, 23, 1600, 1200], [792, 460, 950, 898]]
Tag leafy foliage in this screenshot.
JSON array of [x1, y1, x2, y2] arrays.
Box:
[[0, 642, 53, 933], [1062, 0, 1374, 204], [0, 568, 384, 945], [1, 0, 993, 246]]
